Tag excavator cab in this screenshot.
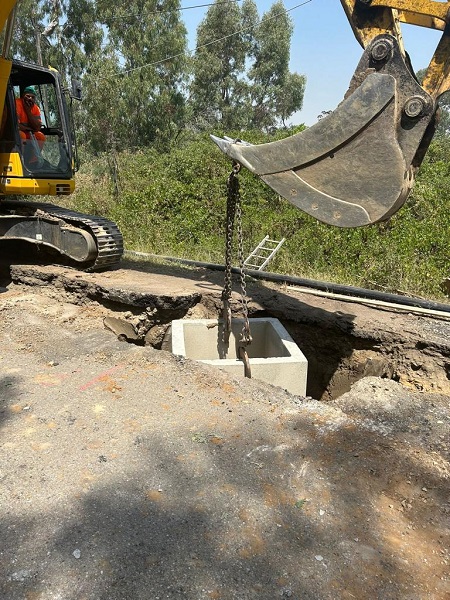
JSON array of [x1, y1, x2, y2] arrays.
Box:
[[0, 0, 123, 270], [212, 1, 450, 228], [0, 59, 78, 196]]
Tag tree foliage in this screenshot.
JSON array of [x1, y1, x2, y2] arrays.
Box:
[[12, 0, 101, 81], [248, 1, 305, 129], [93, 0, 188, 149], [9, 0, 305, 150], [189, 0, 254, 130], [190, 0, 305, 131]]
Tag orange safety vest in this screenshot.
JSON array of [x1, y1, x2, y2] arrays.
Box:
[[15, 97, 42, 132]]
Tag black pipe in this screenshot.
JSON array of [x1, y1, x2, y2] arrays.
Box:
[[126, 251, 450, 315]]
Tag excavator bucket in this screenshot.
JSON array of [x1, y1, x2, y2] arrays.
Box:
[[212, 31, 437, 228]]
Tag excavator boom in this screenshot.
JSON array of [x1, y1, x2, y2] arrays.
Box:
[[212, 0, 450, 228], [0, 0, 16, 126]]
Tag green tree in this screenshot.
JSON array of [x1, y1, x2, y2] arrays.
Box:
[[11, 0, 102, 84], [189, 0, 256, 130], [190, 0, 304, 131], [248, 1, 305, 129], [9, 0, 51, 64], [87, 0, 188, 151]]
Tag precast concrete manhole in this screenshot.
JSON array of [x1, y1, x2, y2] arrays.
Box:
[[168, 318, 308, 396], [111, 310, 450, 402]]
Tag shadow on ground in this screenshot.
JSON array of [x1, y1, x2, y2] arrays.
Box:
[[0, 363, 448, 599]]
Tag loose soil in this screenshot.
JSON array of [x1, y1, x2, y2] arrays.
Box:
[[0, 258, 449, 600]]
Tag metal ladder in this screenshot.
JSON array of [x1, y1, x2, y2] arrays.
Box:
[[243, 235, 286, 271]]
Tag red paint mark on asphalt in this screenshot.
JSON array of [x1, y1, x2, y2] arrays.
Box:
[[79, 365, 123, 391]]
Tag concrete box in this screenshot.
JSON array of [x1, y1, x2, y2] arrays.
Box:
[[169, 318, 307, 396]]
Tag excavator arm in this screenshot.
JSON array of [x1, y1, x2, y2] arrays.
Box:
[[0, 0, 17, 125], [212, 0, 450, 227]]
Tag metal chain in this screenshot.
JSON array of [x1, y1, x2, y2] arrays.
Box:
[[221, 162, 239, 351], [221, 161, 252, 378], [235, 179, 252, 378]]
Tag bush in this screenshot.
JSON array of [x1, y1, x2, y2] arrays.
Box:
[[63, 129, 450, 301]]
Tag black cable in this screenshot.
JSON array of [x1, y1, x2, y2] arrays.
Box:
[[125, 251, 450, 314]]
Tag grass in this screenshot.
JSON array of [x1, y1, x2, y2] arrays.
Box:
[[59, 131, 450, 302]]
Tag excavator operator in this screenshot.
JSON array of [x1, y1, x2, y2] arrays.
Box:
[[15, 86, 46, 162]]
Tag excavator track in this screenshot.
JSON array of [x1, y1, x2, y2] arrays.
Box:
[[0, 199, 123, 270], [35, 201, 124, 270]]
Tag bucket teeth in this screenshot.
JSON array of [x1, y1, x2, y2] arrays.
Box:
[[210, 135, 257, 173], [210, 135, 234, 156], [210, 136, 252, 155]]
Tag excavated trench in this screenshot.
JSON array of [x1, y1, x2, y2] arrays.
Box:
[[4, 261, 450, 402], [102, 304, 450, 402], [284, 319, 450, 400]]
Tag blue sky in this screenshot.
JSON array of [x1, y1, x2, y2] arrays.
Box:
[[181, 0, 443, 125]]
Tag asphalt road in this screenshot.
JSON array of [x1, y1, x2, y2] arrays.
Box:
[[0, 265, 449, 600]]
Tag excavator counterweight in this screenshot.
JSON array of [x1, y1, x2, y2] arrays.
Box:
[[212, 0, 450, 227]]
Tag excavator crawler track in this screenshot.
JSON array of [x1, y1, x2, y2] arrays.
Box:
[[1, 199, 123, 270]]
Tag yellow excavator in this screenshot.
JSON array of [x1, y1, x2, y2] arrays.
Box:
[[0, 0, 123, 270], [213, 0, 450, 228]]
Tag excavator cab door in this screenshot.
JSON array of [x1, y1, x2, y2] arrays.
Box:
[[1, 60, 75, 181]]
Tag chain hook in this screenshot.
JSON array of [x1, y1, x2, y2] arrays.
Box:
[[232, 161, 241, 175]]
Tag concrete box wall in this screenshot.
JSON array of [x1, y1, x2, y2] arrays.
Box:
[[170, 318, 308, 396]]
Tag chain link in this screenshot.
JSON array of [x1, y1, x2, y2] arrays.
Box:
[[221, 161, 252, 378], [221, 162, 239, 350], [235, 179, 252, 376]]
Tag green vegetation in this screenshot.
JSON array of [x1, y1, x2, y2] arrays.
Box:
[[63, 129, 450, 302], [9, 1, 450, 301]]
